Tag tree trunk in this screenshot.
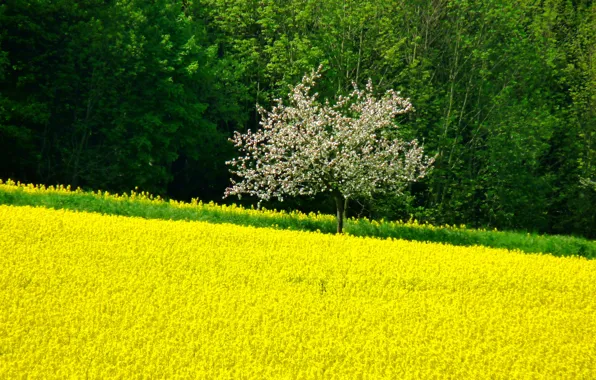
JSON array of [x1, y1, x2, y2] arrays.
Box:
[[335, 194, 345, 234]]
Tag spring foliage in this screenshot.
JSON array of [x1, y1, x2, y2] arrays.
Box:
[[1, 205, 595, 378], [1, 0, 595, 237]]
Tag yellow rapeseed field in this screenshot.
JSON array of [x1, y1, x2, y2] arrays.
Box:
[[1, 205, 595, 379]]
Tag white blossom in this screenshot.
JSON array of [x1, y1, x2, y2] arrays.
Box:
[[224, 65, 434, 231]]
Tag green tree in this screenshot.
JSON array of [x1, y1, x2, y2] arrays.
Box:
[[0, 0, 228, 196]]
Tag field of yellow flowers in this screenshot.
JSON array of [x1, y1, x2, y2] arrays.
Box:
[[1, 205, 595, 378]]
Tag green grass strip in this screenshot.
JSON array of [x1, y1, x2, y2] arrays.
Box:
[[1, 179, 594, 259]]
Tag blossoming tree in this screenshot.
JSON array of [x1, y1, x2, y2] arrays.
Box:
[[224, 66, 435, 233]]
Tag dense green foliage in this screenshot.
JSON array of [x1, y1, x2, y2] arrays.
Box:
[[1, 180, 594, 258], [1, 0, 595, 237]]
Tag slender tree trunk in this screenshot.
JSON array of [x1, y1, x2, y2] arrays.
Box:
[[335, 194, 345, 234]]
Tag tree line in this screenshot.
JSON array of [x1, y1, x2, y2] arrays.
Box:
[[1, 0, 594, 238]]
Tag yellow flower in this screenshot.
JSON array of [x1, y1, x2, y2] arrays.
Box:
[[0, 204, 594, 378]]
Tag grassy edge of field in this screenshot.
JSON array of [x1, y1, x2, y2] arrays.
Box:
[[0, 180, 594, 259]]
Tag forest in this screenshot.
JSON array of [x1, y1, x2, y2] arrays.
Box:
[[1, 0, 594, 238]]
